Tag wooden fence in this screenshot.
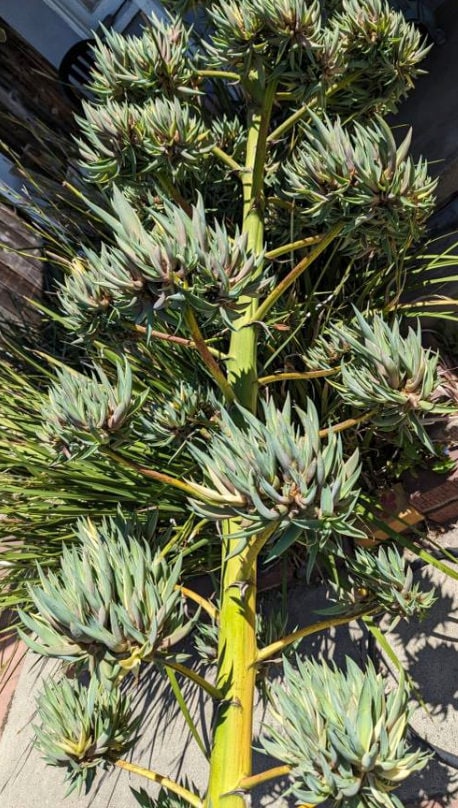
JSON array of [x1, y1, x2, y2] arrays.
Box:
[[0, 203, 42, 322]]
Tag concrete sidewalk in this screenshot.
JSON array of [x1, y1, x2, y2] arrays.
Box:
[[0, 529, 457, 808]]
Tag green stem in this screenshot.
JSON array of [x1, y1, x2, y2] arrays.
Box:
[[265, 234, 322, 260], [102, 449, 207, 499], [225, 77, 277, 411], [204, 66, 278, 808], [128, 323, 226, 358], [257, 607, 379, 663], [211, 145, 242, 173], [164, 660, 224, 701], [250, 224, 344, 323], [177, 585, 218, 621], [115, 760, 202, 807], [268, 71, 362, 144], [268, 99, 316, 143], [184, 308, 235, 403], [258, 368, 338, 385], [318, 408, 379, 438], [198, 69, 241, 82], [204, 528, 273, 808], [238, 765, 291, 791]]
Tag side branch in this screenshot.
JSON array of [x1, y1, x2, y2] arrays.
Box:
[[256, 607, 379, 663], [268, 71, 362, 144], [197, 69, 241, 82], [177, 585, 218, 621], [237, 765, 292, 790], [130, 324, 226, 359], [164, 660, 224, 701], [265, 235, 322, 260], [185, 308, 235, 403], [211, 145, 242, 173], [319, 408, 378, 438], [115, 760, 202, 807], [103, 449, 205, 499], [258, 368, 338, 385], [249, 223, 344, 323]]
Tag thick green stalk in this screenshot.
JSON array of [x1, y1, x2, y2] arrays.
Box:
[[225, 75, 277, 411], [205, 69, 277, 808], [205, 528, 272, 808]]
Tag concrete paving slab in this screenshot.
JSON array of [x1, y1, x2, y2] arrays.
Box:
[[0, 539, 457, 808]]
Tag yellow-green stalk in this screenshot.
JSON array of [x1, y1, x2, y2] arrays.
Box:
[[204, 67, 277, 808]]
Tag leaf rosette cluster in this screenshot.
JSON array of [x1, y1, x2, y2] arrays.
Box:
[[262, 657, 429, 806], [79, 97, 212, 186], [285, 116, 435, 258], [207, 0, 323, 74], [332, 311, 444, 447], [40, 360, 146, 458], [328, 544, 436, 620], [89, 14, 197, 101], [140, 381, 216, 448], [20, 514, 194, 678], [58, 191, 267, 334], [35, 676, 138, 794], [188, 397, 362, 547], [328, 0, 429, 114]]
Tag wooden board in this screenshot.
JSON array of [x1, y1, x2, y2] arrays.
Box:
[[0, 203, 42, 322]]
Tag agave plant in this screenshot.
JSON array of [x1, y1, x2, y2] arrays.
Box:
[[40, 360, 147, 459], [59, 189, 268, 334], [79, 97, 213, 186], [35, 676, 138, 794], [326, 544, 437, 620], [284, 116, 435, 258], [261, 657, 429, 807], [1, 0, 455, 806], [207, 0, 324, 75], [332, 310, 445, 447], [188, 396, 363, 549], [330, 0, 429, 114], [19, 514, 194, 678], [139, 381, 216, 447], [89, 14, 197, 101]]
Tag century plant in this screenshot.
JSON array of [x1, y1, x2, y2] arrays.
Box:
[[261, 658, 429, 807], [35, 676, 139, 794], [2, 1, 458, 808], [19, 514, 197, 680], [325, 543, 437, 620], [333, 310, 442, 447]]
